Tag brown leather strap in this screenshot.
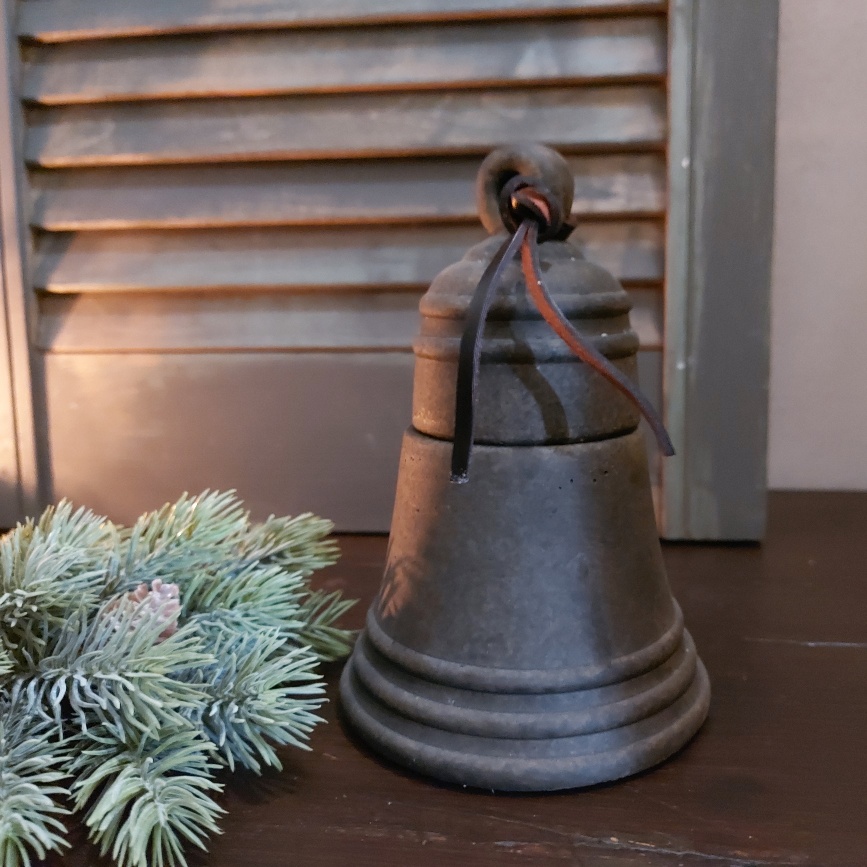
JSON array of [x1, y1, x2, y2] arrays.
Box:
[[520, 220, 675, 457]]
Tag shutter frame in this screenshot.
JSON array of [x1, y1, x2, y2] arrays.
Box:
[[662, 0, 778, 540], [0, 0, 777, 538]]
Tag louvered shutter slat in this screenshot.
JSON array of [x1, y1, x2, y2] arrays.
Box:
[[31, 154, 665, 230], [23, 19, 665, 104], [27, 86, 666, 167], [34, 223, 664, 294], [19, 0, 667, 42], [37, 287, 662, 353]]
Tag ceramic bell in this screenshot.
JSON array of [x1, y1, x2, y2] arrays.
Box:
[[340, 144, 710, 791]]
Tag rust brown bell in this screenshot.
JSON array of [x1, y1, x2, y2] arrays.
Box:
[[340, 144, 710, 791]]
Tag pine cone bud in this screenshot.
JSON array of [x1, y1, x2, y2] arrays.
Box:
[[108, 579, 181, 641]]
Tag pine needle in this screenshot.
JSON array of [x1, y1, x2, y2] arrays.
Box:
[[0, 649, 12, 681], [0, 504, 119, 660], [185, 628, 326, 772], [0, 691, 71, 867], [71, 729, 224, 867], [296, 589, 357, 662], [24, 605, 213, 740]]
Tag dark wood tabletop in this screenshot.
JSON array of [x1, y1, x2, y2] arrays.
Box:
[[57, 492, 867, 866]]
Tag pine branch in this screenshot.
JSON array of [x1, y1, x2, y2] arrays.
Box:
[[184, 628, 325, 773], [22, 603, 213, 740], [243, 513, 340, 578], [296, 589, 357, 662], [114, 493, 353, 662], [115, 494, 313, 637], [70, 728, 224, 867], [179, 561, 307, 633], [0, 491, 355, 867], [118, 491, 251, 594], [33, 501, 116, 552], [0, 690, 71, 867], [241, 513, 353, 660], [0, 503, 119, 660], [245, 514, 353, 660]]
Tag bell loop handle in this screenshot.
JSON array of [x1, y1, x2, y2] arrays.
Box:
[[451, 155, 675, 483]]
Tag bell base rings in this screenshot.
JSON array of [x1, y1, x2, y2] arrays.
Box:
[[340, 429, 710, 789], [340, 635, 710, 791]]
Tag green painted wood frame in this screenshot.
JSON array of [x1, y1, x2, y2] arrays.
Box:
[[663, 0, 778, 539]]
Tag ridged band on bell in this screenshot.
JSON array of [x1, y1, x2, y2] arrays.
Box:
[[413, 234, 642, 444], [339, 144, 710, 790]]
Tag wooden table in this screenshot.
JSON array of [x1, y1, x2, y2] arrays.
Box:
[[59, 492, 867, 866]]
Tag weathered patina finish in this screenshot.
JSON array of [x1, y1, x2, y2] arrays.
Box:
[[340, 145, 710, 790]]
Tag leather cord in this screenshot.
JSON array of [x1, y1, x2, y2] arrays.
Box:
[[450, 177, 674, 483], [520, 219, 675, 458], [451, 223, 529, 483]]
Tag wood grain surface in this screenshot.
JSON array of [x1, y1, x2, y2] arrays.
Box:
[[44, 492, 867, 865]]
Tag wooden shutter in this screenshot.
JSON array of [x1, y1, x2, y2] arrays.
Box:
[[13, 0, 668, 529]]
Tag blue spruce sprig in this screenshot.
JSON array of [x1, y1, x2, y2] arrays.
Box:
[[0, 491, 355, 867]]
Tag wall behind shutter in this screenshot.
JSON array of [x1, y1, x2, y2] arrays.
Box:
[[13, 0, 669, 529]]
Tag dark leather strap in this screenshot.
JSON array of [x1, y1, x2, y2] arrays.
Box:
[[451, 223, 529, 483], [450, 178, 674, 483]]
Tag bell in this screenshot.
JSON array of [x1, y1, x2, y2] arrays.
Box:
[[340, 144, 710, 791]]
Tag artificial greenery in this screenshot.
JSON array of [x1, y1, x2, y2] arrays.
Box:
[[0, 491, 355, 867]]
